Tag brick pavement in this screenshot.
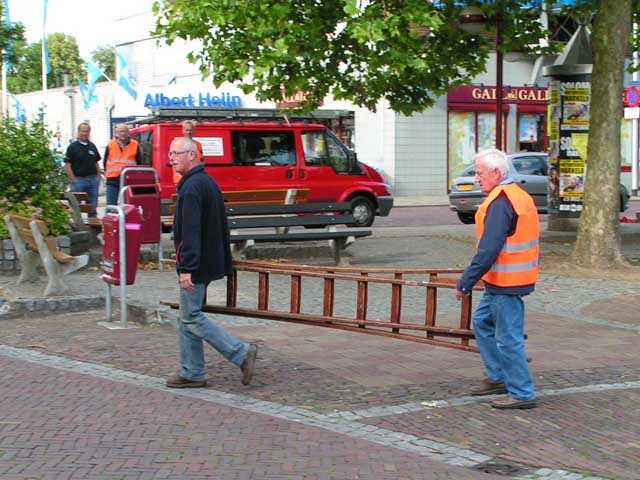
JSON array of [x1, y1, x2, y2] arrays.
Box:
[[1, 222, 639, 479]]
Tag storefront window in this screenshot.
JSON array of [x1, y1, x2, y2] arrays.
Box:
[[477, 113, 496, 152], [448, 111, 476, 184]]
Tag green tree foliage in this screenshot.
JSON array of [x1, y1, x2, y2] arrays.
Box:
[[0, 118, 70, 239], [7, 33, 83, 93], [91, 45, 115, 80], [152, 0, 551, 115], [0, 3, 25, 66]]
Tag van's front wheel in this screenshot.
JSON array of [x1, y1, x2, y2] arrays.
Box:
[[349, 196, 375, 227]]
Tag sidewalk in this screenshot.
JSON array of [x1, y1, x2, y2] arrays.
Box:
[[1, 223, 639, 479]]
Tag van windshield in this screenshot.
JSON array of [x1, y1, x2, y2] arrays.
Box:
[[301, 130, 351, 174]]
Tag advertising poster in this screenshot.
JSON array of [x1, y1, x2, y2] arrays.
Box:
[[560, 81, 590, 131], [549, 79, 591, 216], [547, 82, 561, 212]]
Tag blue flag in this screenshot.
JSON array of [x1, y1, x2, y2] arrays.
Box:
[[86, 59, 105, 103], [116, 49, 137, 100], [42, 0, 51, 74], [2, 0, 11, 69], [77, 78, 97, 110]]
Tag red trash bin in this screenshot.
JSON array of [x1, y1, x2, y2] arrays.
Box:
[[123, 183, 161, 244], [101, 204, 143, 285]]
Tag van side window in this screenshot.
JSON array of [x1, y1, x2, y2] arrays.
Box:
[[131, 131, 153, 166], [231, 131, 295, 166], [301, 130, 350, 173]]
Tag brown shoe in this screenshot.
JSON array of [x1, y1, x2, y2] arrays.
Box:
[[166, 374, 207, 389], [491, 397, 537, 410], [241, 344, 258, 386], [470, 380, 507, 396]]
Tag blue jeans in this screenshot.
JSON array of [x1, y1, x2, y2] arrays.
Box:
[[473, 291, 535, 401], [106, 182, 120, 206], [178, 282, 249, 381], [70, 176, 99, 217]]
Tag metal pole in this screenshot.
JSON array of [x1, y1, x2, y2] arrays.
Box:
[[633, 22, 639, 196], [105, 282, 112, 321], [495, 7, 504, 151], [104, 204, 128, 327], [118, 204, 128, 328]]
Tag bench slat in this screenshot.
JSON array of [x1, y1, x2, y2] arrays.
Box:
[[226, 202, 352, 216], [230, 230, 371, 243], [229, 214, 355, 229]]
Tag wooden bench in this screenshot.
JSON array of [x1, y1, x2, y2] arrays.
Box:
[[3, 214, 89, 296], [61, 191, 102, 229], [161, 188, 310, 230], [226, 202, 371, 263]]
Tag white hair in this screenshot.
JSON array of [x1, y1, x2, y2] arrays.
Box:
[[475, 148, 509, 179]]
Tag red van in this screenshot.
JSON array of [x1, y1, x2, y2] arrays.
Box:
[[129, 121, 393, 226]]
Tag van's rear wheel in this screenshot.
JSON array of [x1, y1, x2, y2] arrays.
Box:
[[349, 196, 375, 227]]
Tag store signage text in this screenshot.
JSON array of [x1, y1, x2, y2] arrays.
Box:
[[470, 87, 548, 102], [144, 92, 243, 108]]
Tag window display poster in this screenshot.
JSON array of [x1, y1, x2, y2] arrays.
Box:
[[477, 112, 496, 152], [519, 114, 538, 142], [447, 111, 475, 185]]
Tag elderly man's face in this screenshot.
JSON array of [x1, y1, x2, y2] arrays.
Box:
[[474, 159, 503, 194], [169, 140, 195, 176]]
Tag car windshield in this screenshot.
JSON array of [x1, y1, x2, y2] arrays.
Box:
[[459, 164, 476, 177]]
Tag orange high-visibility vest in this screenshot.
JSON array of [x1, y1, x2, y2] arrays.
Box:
[[475, 183, 539, 287], [105, 139, 139, 179], [173, 139, 203, 185]]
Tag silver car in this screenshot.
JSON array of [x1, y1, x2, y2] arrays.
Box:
[[448, 152, 629, 224]]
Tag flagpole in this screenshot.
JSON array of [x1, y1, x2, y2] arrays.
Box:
[[41, 0, 48, 106], [1, 54, 7, 118]]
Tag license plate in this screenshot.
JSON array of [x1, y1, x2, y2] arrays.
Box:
[[458, 184, 474, 191]]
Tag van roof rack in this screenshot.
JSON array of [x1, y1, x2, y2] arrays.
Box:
[[130, 107, 352, 125]]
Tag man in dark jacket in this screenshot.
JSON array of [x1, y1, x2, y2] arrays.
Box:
[[166, 137, 258, 388]]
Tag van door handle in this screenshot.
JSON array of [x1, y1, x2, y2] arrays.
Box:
[[285, 170, 293, 179], [299, 170, 305, 179]]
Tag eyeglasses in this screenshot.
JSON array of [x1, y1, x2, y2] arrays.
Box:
[[168, 150, 190, 157]]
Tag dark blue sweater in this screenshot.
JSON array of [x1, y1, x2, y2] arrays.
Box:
[[456, 190, 535, 296], [173, 164, 232, 284]]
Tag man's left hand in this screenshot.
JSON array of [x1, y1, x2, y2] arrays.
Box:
[[179, 273, 194, 292]]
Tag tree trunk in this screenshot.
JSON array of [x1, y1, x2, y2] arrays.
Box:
[[572, 0, 631, 268]]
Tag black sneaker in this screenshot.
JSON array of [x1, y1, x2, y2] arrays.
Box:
[[166, 374, 207, 388], [241, 344, 258, 386]]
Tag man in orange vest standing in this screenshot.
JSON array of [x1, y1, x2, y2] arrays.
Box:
[[173, 120, 203, 186], [104, 123, 142, 206], [456, 148, 538, 410]]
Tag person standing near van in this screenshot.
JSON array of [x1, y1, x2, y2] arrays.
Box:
[[166, 137, 258, 388], [103, 123, 142, 206], [173, 120, 203, 185], [64, 122, 101, 218]]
